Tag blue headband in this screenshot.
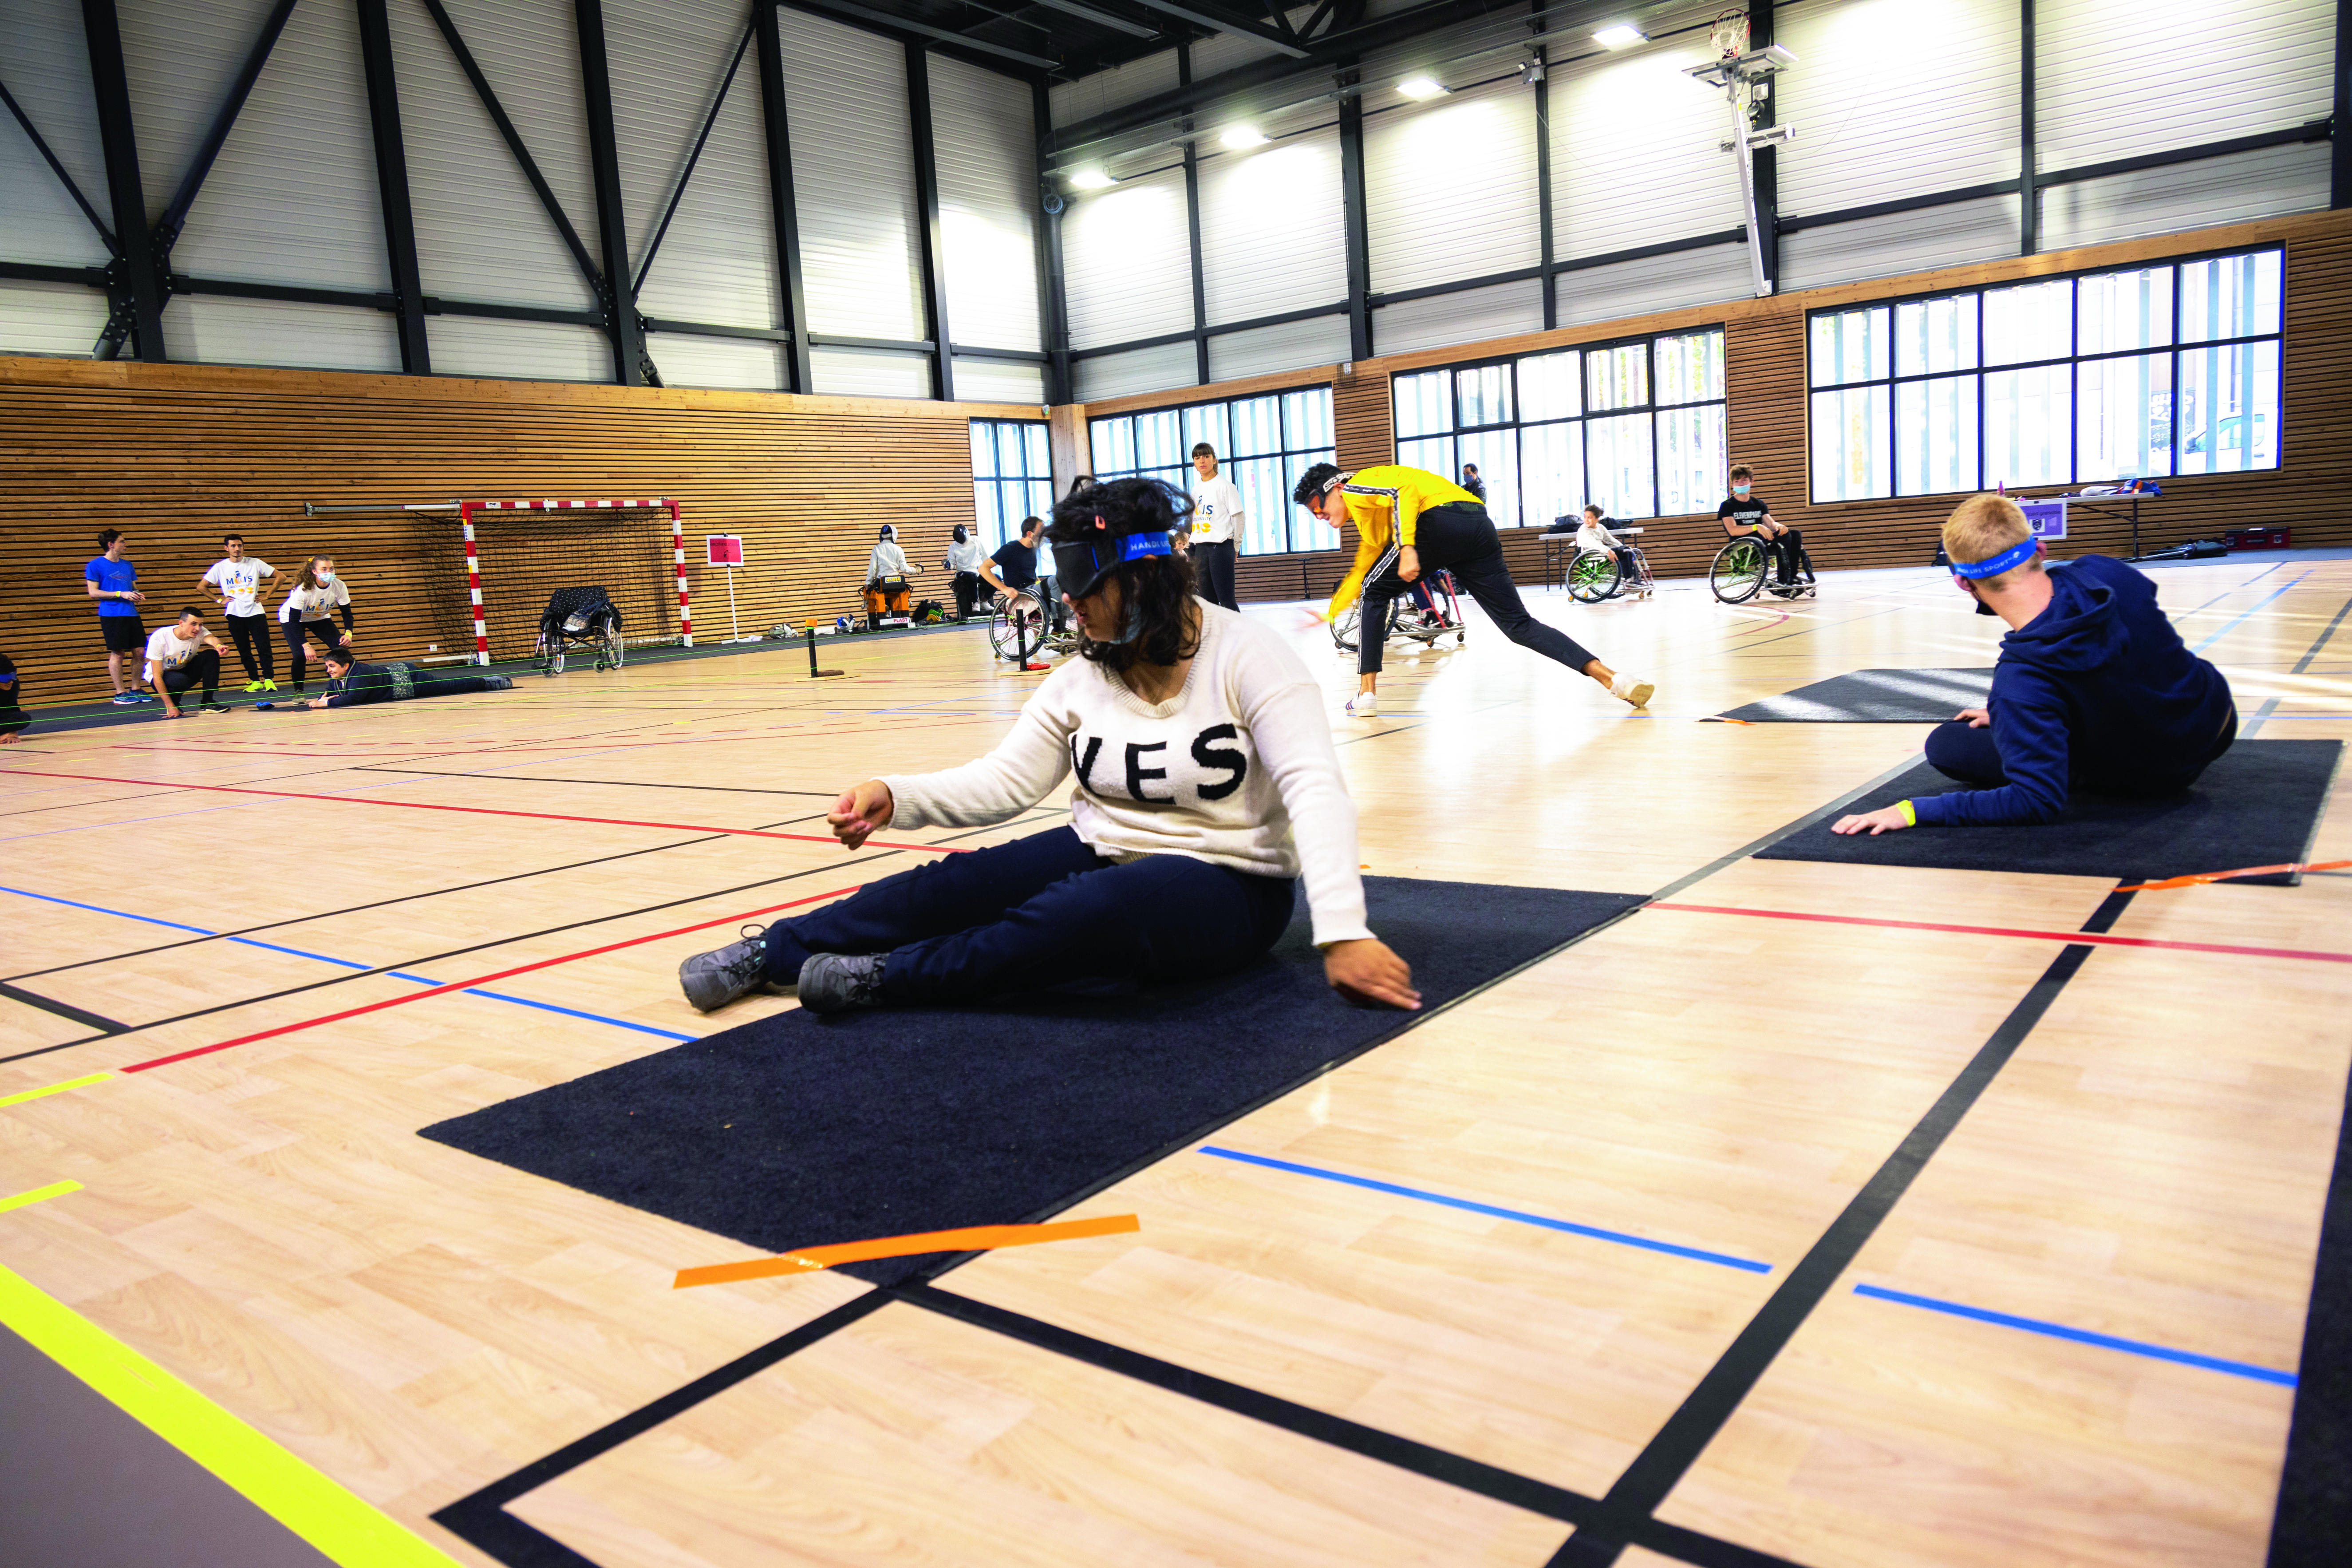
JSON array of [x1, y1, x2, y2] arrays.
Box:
[[1119, 532, 1172, 562], [1951, 535, 2038, 580]]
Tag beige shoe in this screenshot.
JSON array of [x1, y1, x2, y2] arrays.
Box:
[[1609, 671, 1655, 708]]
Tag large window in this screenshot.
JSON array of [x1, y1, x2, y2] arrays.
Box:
[[969, 419, 1054, 552], [1089, 387, 1336, 555], [1390, 328, 1727, 529], [1808, 247, 2282, 502]]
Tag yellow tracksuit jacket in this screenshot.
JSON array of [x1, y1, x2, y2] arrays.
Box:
[[1322, 465, 1484, 620]]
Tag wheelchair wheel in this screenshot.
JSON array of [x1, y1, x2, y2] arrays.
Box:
[[534, 633, 563, 677], [1566, 549, 1621, 604], [596, 621, 624, 671], [1710, 537, 1771, 604], [988, 590, 1046, 663], [1330, 598, 1400, 655]]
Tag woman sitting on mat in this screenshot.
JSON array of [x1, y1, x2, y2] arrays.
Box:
[[678, 476, 1419, 1017]]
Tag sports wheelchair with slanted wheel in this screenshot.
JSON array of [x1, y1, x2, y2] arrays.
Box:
[[533, 586, 626, 675], [1709, 532, 1817, 604], [1330, 569, 1467, 654], [1565, 527, 1655, 603], [987, 584, 1077, 664]]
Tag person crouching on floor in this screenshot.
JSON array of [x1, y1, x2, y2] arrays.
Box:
[[1832, 492, 2235, 835], [678, 475, 1419, 1016]]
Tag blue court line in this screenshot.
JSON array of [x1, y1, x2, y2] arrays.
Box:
[[2190, 572, 2312, 654], [1196, 1146, 1774, 1273], [0, 885, 695, 1044], [1852, 1284, 2297, 1386]]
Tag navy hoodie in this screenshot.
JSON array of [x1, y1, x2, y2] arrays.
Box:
[[1913, 555, 2234, 825]]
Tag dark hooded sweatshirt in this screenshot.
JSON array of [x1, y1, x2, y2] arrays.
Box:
[[1913, 555, 2234, 825]]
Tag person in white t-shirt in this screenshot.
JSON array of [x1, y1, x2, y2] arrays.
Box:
[[677, 475, 1417, 1017], [1185, 442, 1244, 612], [144, 608, 232, 718], [1575, 505, 1642, 582], [199, 533, 279, 692], [276, 556, 354, 691]]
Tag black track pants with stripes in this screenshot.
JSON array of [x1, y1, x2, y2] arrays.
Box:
[[1358, 501, 1601, 677]]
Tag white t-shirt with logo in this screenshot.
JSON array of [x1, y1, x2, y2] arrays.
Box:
[[144, 625, 208, 677], [1190, 475, 1244, 546], [279, 577, 352, 623], [202, 557, 275, 616]]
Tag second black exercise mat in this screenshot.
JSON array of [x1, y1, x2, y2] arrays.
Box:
[[1758, 739, 2340, 885], [420, 877, 1643, 1285], [1720, 667, 1994, 723]]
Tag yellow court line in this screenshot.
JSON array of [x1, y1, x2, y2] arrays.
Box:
[[0, 1070, 117, 1110], [0, 1260, 467, 1568], [0, 1177, 84, 1213]]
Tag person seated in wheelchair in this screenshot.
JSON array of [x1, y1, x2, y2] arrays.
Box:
[[1717, 463, 1813, 595], [864, 525, 918, 630], [1575, 505, 1647, 588], [1399, 569, 1457, 629]]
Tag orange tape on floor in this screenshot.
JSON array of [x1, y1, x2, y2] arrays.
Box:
[[2117, 859, 2352, 892], [672, 1214, 1141, 1288]]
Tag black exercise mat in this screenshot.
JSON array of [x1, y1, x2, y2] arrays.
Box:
[[1720, 667, 1995, 723], [1757, 739, 2340, 885], [420, 877, 1643, 1284]]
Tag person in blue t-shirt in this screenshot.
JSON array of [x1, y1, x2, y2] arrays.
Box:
[[84, 529, 154, 705]]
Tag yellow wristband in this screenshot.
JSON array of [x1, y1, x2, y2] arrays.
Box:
[[1896, 799, 1917, 827]]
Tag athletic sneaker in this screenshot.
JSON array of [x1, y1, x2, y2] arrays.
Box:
[[110, 692, 141, 706], [1345, 692, 1377, 718], [484, 675, 513, 691], [797, 953, 887, 1015], [243, 680, 265, 693], [1609, 671, 1656, 708], [199, 703, 232, 714], [260, 679, 279, 691], [677, 924, 784, 1013]]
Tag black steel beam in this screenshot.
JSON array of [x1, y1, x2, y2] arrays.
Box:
[[0, 74, 118, 255], [1776, 180, 2022, 234], [810, 332, 937, 352], [2020, 0, 2038, 253], [79, 0, 166, 359], [1033, 76, 1073, 404], [1532, 22, 1554, 328], [789, 0, 1057, 68], [171, 274, 393, 310], [0, 260, 111, 286], [1126, 0, 1309, 57], [154, 0, 296, 260], [754, 1, 816, 394], [2035, 119, 2335, 189], [1179, 41, 1211, 384], [644, 317, 793, 341], [2338, 0, 2351, 205], [575, 0, 653, 385], [905, 43, 955, 401], [951, 343, 1050, 362], [1750, 0, 1779, 290], [1338, 82, 1371, 360], [1031, 0, 1162, 40], [355, 0, 431, 373], [1071, 299, 1347, 359], [635, 21, 755, 299]]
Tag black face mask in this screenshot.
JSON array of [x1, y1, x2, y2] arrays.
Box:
[[1051, 529, 1171, 600]]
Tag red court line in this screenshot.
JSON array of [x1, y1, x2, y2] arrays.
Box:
[[1647, 901, 2352, 964], [5, 769, 955, 853], [118, 880, 865, 1074]]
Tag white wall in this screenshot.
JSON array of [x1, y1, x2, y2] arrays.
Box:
[[931, 54, 1042, 354]]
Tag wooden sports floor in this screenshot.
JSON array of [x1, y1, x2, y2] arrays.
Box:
[[3, 556, 2348, 1568]]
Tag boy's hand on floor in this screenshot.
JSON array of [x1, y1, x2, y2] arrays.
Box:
[[1831, 805, 1912, 836], [1955, 707, 1990, 727], [1325, 938, 1420, 1010], [828, 779, 895, 849]]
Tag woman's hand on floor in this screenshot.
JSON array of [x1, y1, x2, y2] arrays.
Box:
[[829, 779, 895, 849], [1324, 938, 1420, 1010]]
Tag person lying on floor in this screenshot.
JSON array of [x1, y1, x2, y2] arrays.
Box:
[[1832, 492, 2235, 835], [285, 646, 513, 709], [678, 474, 1419, 1017]]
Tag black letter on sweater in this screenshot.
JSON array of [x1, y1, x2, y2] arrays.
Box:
[[1070, 735, 1103, 792], [1125, 741, 1169, 801], [1191, 723, 1246, 800]]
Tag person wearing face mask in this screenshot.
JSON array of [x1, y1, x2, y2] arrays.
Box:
[[1717, 464, 1813, 595], [276, 556, 354, 692], [674, 475, 1416, 1018], [943, 523, 988, 622]]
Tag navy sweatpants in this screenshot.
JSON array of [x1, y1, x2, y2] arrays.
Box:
[[1925, 707, 2238, 795], [761, 825, 1297, 1003]]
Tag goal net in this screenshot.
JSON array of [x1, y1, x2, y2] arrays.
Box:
[[454, 499, 693, 666]]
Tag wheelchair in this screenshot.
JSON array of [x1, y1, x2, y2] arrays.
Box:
[[533, 586, 625, 675], [987, 584, 1077, 664], [1709, 532, 1817, 604], [1565, 528, 1656, 604], [1331, 569, 1466, 654]]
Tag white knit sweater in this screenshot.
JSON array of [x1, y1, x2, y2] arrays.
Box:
[[882, 602, 1372, 946]]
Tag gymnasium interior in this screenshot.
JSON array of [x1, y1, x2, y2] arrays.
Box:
[[2, 2, 2348, 1566]]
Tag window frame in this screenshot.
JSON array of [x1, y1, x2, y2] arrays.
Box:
[[1087, 385, 1338, 555], [967, 417, 1056, 554]]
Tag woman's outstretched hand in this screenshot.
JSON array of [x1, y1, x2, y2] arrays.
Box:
[[1324, 937, 1420, 1010], [829, 779, 895, 849]]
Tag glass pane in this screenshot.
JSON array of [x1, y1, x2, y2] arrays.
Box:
[[1231, 395, 1281, 457], [1456, 363, 1512, 427], [1655, 329, 1725, 406], [1284, 449, 1337, 553], [1808, 307, 1890, 387], [1518, 351, 1581, 422], [1232, 456, 1289, 555], [1397, 435, 1456, 485], [1090, 416, 1134, 475], [2076, 353, 2173, 482], [1520, 421, 1586, 531], [2180, 249, 2283, 344], [2179, 340, 2281, 473], [1585, 343, 1649, 411], [1895, 294, 1978, 376], [1181, 403, 1231, 463], [1983, 364, 2073, 486], [1393, 371, 1452, 438], [996, 423, 1027, 482], [1028, 480, 1057, 529], [1983, 278, 2072, 366], [1023, 423, 1050, 478], [1810, 386, 1893, 502], [971, 421, 998, 478], [1458, 429, 1517, 528], [1584, 412, 1656, 519], [1895, 375, 1980, 496], [972, 481, 1001, 550], [1656, 402, 1727, 516], [2078, 266, 2172, 356], [1283, 387, 1333, 453], [1135, 410, 1183, 472]]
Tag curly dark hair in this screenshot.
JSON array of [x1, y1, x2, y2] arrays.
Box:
[[1046, 476, 1200, 675], [1291, 462, 1342, 508]]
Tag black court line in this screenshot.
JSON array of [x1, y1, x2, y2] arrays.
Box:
[[2244, 591, 2352, 739], [351, 767, 837, 797], [0, 981, 129, 1036], [1544, 884, 2138, 1567]]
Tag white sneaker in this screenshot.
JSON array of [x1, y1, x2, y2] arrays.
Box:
[[1345, 692, 1378, 718], [1609, 671, 1655, 708]]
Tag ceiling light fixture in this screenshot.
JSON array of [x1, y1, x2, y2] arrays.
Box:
[[1396, 75, 1448, 100], [1594, 24, 1646, 49], [1067, 167, 1117, 190], [1219, 125, 1268, 149]]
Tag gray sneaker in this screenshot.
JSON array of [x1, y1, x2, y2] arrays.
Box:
[[797, 953, 887, 1015], [484, 675, 513, 691], [677, 924, 780, 1014]]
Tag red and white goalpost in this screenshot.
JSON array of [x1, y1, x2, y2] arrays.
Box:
[[458, 498, 691, 667]]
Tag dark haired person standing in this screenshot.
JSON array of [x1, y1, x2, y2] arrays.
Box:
[[84, 528, 152, 704], [145, 608, 232, 719], [677, 475, 1416, 1017], [1186, 442, 1243, 612], [200, 533, 278, 691]]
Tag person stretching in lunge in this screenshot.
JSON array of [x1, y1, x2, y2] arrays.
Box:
[[145, 608, 232, 719], [677, 476, 1418, 1017], [1718, 463, 1811, 595], [201, 533, 279, 691], [1293, 462, 1655, 717], [1832, 492, 2236, 834]]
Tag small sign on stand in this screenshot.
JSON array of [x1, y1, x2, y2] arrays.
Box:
[[2019, 500, 2067, 540], [705, 536, 757, 643]]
